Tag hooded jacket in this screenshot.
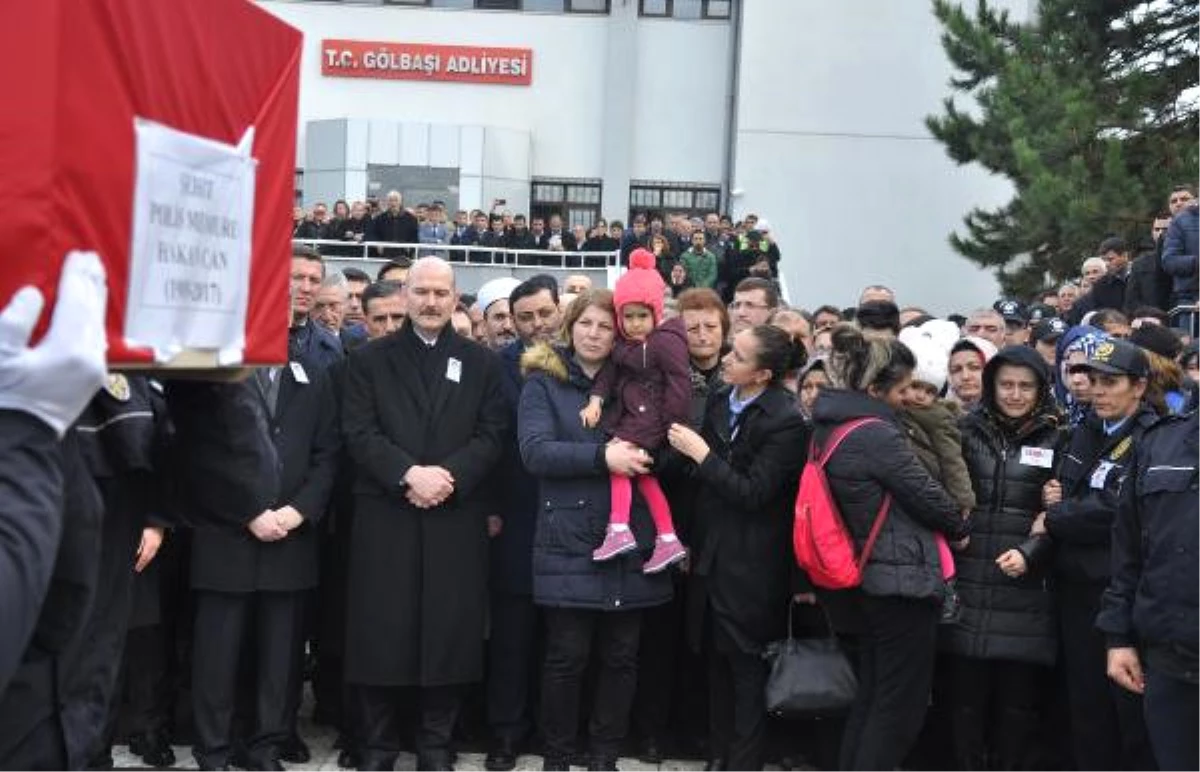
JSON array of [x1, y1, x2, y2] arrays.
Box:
[[944, 346, 1067, 666], [517, 345, 672, 611], [810, 390, 968, 602]]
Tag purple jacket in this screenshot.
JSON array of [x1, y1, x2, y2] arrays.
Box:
[[591, 317, 691, 450]]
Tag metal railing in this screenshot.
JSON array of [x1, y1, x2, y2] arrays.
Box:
[[292, 238, 623, 290], [293, 237, 794, 306]]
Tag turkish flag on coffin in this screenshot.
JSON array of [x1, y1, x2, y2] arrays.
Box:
[[1, 0, 301, 367]]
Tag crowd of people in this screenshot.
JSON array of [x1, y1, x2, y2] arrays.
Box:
[[0, 183, 1195, 772], [293, 190, 780, 288]]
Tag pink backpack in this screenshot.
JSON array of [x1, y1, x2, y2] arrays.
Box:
[[793, 418, 892, 590]]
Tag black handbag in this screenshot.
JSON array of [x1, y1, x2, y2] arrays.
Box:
[[763, 601, 858, 718]]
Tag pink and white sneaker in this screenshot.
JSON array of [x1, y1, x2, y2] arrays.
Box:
[[643, 537, 687, 574], [593, 525, 638, 562]]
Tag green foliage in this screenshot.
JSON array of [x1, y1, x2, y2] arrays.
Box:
[[928, 0, 1198, 297]]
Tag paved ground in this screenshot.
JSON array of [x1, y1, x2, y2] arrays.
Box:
[[110, 712, 717, 771]]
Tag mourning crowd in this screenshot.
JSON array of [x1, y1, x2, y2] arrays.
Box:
[[0, 184, 1195, 772]]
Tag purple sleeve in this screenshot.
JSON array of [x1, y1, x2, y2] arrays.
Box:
[[590, 358, 616, 402], [652, 328, 693, 426]]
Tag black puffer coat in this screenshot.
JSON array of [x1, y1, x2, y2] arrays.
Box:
[[811, 390, 968, 602], [942, 347, 1067, 666]]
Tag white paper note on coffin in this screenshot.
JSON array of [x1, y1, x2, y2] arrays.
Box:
[[125, 118, 257, 365]]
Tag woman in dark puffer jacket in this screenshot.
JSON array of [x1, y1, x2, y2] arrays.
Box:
[[941, 346, 1067, 770], [517, 290, 672, 771], [811, 325, 969, 771]]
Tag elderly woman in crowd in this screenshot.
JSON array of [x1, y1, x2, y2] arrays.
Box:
[[517, 290, 672, 771], [941, 346, 1066, 770], [1037, 339, 1159, 771], [811, 324, 968, 771], [667, 325, 807, 770]]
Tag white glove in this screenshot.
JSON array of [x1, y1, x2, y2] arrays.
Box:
[[0, 251, 108, 436]]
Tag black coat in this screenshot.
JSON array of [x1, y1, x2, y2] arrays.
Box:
[[518, 348, 672, 611], [189, 358, 339, 593], [1097, 411, 1199, 680], [1068, 271, 1129, 324], [342, 323, 508, 686], [0, 428, 102, 769], [165, 381, 280, 531], [0, 412, 67, 699], [944, 349, 1067, 666], [1045, 406, 1158, 585], [811, 390, 968, 603], [686, 385, 808, 655], [489, 341, 539, 596], [367, 209, 420, 256], [1124, 249, 1172, 314]]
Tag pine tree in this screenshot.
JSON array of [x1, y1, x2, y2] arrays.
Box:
[[927, 0, 1198, 298]]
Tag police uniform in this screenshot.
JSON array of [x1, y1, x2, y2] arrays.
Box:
[[1098, 409, 1199, 771], [1045, 340, 1157, 770]]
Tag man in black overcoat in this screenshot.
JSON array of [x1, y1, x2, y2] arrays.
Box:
[[342, 257, 508, 771], [185, 251, 341, 770]]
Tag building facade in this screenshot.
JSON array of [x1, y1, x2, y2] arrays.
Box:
[[261, 0, 1032, 312]]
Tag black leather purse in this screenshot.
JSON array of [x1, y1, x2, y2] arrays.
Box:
[[763, 601, 858, 717]]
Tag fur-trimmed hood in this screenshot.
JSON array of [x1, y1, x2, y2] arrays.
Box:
[[520, 342, 570, 382]]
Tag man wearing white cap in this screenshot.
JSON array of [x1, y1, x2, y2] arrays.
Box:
[[474, 277, 522, 351]]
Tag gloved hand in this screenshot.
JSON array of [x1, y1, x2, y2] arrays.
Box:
[[0, 251, 108, 436]]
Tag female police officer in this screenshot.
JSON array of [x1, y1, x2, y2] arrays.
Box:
[[1036, 339, 1158, 770]]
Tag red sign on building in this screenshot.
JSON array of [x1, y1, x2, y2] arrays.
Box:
[[321, 40, 533, 86]]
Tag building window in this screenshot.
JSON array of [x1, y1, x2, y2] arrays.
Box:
[[703, 0, 730, 18], [639, 0, 731, 18], [639, 0, 670, 17], [629, 181, 721, 223], [531, 177, 602, 229], [294, 169, 304, 207], [383, 0, 433, 5], [567, 0, 609, 12], [475, 0, 521, 8]]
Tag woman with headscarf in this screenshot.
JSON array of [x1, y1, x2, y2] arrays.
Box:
[[940, 346, 1067, 769], [1052, 327, 1112, 426]]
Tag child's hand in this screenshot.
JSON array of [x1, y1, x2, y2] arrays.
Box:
[[580, 400, 602, 428]]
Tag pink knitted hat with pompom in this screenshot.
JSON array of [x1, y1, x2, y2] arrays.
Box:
[[613, 248, 665, 330]]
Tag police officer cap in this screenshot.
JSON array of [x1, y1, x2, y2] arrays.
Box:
[[1069, 339, 1150, 379], [1031, 317, 1068, 344], [992, 298, 1029, 324]]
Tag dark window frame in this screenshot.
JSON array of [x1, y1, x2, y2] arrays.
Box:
[[474, 0, 522, 9], [531, 177, 603, 230], [566, 0, 610, 13], [628, 181, 721, 224], [382, 0, 433, 6], [702, 0, 731, 19], [638, 0, 671, 17]]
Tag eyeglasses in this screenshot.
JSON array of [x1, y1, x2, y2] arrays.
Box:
[[729, 301, 771, 312]]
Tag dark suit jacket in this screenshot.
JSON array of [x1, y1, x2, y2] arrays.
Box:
[[189, 361, 340, 593]]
